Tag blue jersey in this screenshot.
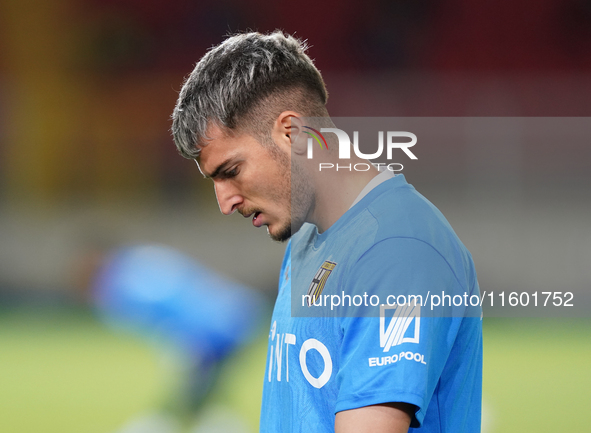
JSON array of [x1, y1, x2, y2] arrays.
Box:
[[260, 175, 482, 432], [93, 244, 265, 362]]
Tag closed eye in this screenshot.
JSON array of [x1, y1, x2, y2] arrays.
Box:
[[204, 157, 244, 180], [222, 166, 240, 179]]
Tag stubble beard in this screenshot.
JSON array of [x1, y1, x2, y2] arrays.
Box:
[[267, 149, 313, 243]]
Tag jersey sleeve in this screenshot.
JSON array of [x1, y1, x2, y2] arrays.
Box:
[[334, 237, 472, 427]]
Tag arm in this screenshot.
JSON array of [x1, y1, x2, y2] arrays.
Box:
[[335, 403, 415, 433], [334, 238, 464, 431]]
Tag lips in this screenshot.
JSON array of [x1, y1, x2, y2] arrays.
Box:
[[241, 209, 264, 227], [252, 212, 263, 227]]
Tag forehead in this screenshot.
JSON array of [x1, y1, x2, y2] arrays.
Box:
[[197, 124, 257, 175]]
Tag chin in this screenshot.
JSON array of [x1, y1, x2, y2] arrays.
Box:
[[268, 222, 292, 243]]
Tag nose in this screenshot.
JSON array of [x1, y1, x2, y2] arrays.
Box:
[[213, 181, 243, 215]]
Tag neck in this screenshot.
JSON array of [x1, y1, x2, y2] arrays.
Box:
[[307, 158, 380, 233]]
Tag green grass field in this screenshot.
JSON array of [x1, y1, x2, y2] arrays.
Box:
[[0, 308, 589, 432], [482, 318, 591, 432]]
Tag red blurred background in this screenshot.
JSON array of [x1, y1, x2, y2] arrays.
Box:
[[2, 0, 590, 204]]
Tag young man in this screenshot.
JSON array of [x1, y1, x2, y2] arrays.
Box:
[[172, 31, 482, 433]]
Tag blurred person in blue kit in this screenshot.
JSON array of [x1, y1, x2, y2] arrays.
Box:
[[171, 31, 482, 432], [85, 243, 266, 430]]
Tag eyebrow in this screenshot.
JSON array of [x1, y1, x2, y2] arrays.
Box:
[[201, 157, 234, 179]]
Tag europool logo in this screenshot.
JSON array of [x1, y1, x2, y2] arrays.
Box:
[[380, 303, 421, 352], [304, 126, 417, 172]]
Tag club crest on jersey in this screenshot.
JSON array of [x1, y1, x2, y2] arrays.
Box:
[[306, 261, 337, 306]]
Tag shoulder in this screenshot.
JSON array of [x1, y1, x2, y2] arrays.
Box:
[[366, 179, 453, 243], [363, 177, 470, 261], [350, 177, 477, 289]]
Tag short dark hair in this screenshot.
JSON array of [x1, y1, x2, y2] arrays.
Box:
[[171, 30, 329, 159]]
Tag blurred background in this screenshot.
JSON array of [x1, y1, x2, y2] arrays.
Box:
[[0, 0, 590, 432]]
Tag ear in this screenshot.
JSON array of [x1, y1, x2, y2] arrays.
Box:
[[272, 111, 307, 156]]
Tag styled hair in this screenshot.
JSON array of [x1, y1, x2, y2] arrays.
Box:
[[171, 31, 329, 159]]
